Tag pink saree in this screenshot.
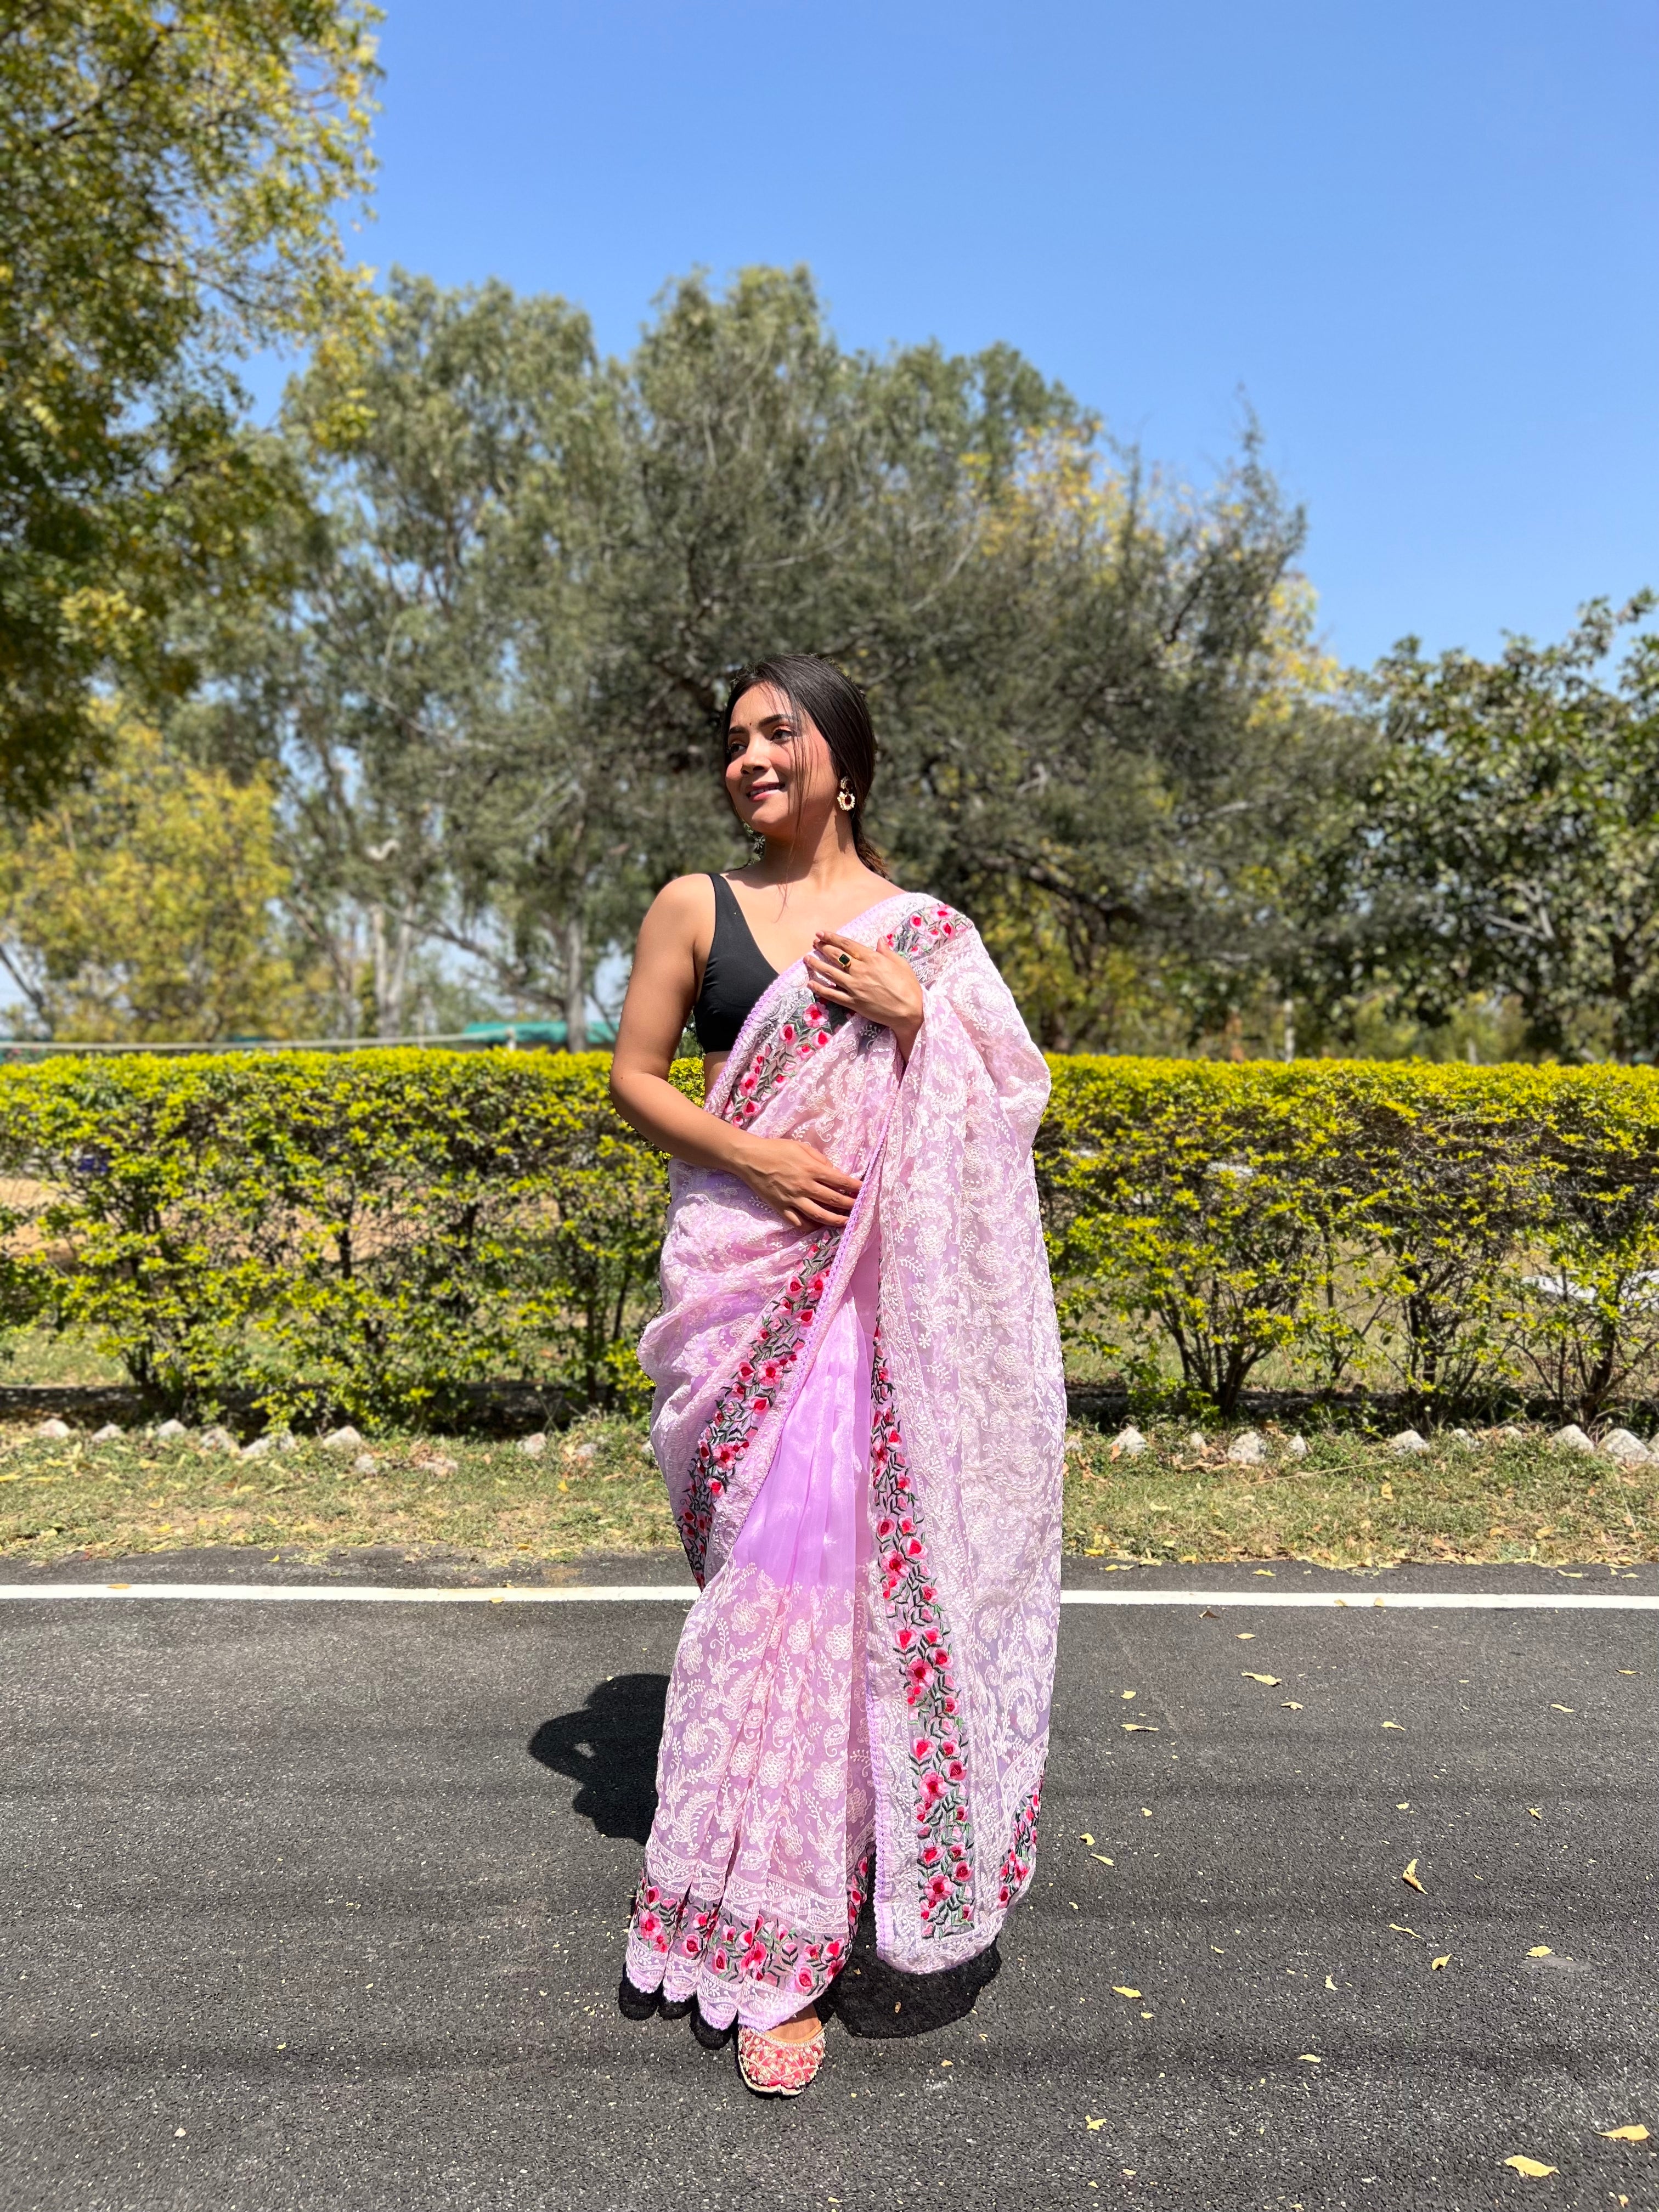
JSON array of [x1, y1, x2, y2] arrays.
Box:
[[623, 894, 1064, 2032]]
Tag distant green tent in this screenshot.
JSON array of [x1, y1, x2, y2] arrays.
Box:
[[461, 1019, 618, 1049]]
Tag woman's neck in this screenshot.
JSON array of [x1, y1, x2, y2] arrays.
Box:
[[743, 817, 879, 897]]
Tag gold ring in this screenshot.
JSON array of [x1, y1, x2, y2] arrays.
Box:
[[838, 950, 851, 970]]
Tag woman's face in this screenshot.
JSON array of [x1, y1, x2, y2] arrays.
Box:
[[723, 684, 837, 842]]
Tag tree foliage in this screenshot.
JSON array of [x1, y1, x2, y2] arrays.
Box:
[[1302, 597, 1659, 1062], [179, 269, 623, 1036], [182, 266, 1345, 1048], [0, 0, 379, 807], [0, 708, 301, 1040]]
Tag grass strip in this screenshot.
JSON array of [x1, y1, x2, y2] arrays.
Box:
[[2, 1418, 1655, 1571]]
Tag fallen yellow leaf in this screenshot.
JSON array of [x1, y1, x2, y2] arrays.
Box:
[[1380, 1482, 1393, 1499], [1503, 2155, 1557, 2178], [1397, 1801, 1410, 1810], [1254, 1568, 1274, 1576], [1140, 1806, 1152, 1815], [1527, 1945, 1553, 1957], [1080, 1833, 1094, 1846], [1085, 2115, 1107, 2131], [1382, 1720, 1405, 1730], [1324, 1974, 1336, 1990], [1528, 1808, 1542, 1819], [1402, 1859, 1425, 1893], [1390, 1923, 1420, 1939], [1242, 1671, 1282, 1685], [1091, 1853, 1114, 1865], [1122, 1723, 1158, 1732], [1600, 2125, 1649, 2142], [1297, 2053, 1321, 2064], [1551, 1705, 1574, 1713], [1236, 1632, 1255, 1640], [1121, 1690, 1136, 1699], [1111, 1986, 1141, 1999], [1431, 1954, 1451, 1971], [1282, 1700, 1304, 1709]]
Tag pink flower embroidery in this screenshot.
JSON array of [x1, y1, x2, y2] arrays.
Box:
[[869, 1321, 979, 1938]]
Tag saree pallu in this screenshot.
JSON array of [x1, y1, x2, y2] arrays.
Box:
[[623, 894, 1064, 2032]]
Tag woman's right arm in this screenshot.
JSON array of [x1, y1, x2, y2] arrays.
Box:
[[608, 879, 863, 1230]]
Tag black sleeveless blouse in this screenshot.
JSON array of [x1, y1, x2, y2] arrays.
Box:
[[692, 873, 777, 1053]]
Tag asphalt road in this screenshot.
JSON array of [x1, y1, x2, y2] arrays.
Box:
[[2, 1558, 1655, 2212]]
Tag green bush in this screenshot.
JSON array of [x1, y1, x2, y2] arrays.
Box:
[[3, 1049, 1659, 1430], [1039, 1058, 1659, 1420], [0, 1051, 691, 1427]]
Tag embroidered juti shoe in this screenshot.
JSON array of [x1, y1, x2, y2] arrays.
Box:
[[736, 2022, 826, 2097]]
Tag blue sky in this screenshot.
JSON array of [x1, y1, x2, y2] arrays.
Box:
[[317, 0, 1657, 670]]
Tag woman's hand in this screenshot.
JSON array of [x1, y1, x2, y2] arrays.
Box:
[[735, 1136, 863, 1229], [803, 932, 926, 1060]]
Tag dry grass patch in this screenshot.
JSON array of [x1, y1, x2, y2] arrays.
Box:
[[0, 1415, 675, 1566], [1, 1415, 1654, 1571], [1062, 1425, 1659, 1567]]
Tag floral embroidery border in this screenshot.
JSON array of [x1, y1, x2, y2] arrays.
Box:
[[878, 902, 962, 963], [869, 1327, 978, 1940], [628, 1853, 872, 2006], [996, 1783, 1041, 1910], [675, 1226, 841, 1583], [717, 902, 966, 1130], [721, 993, 843, 1126]]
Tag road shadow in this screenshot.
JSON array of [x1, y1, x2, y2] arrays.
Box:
[[823, 1901, 1001, 2039], [528, 1672, 668, 1845]]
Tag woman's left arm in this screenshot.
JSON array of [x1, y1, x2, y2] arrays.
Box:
[[804, 931, 925, 1062]]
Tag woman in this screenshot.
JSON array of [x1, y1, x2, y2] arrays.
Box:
[[608, 654, 1064, 2097]]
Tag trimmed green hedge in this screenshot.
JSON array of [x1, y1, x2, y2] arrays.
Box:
[[1039, 1058, 1659, 1420], [0, 1051, 690, 1427], [2, 1051, 1658, 1427]]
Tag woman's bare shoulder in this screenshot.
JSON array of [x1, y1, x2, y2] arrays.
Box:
[[640, 872, 718, 942]]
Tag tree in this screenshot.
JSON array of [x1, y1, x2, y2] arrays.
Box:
[[185, 266, 1081, 1034], [179, 269, 628, 1037], [0, 709, 303, 1039], [1301, 597, 1659, 1063], [0, 0, 379, 809], [601, 265, 1081, 868], [870, 428, 1359, 1049], [182, 265, 1357, 1051]]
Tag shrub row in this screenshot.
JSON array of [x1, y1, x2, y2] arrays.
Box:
[[1039, 1057, 1659, 1421], [0, 1052, 681, 1427], [2, 1052, 1658, 1428]]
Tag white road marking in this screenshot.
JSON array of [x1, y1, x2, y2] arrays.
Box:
[[0, 1582, 1653, 1609]]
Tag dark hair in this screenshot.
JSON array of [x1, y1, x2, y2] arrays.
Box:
[[718, 653, 890, 878]]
